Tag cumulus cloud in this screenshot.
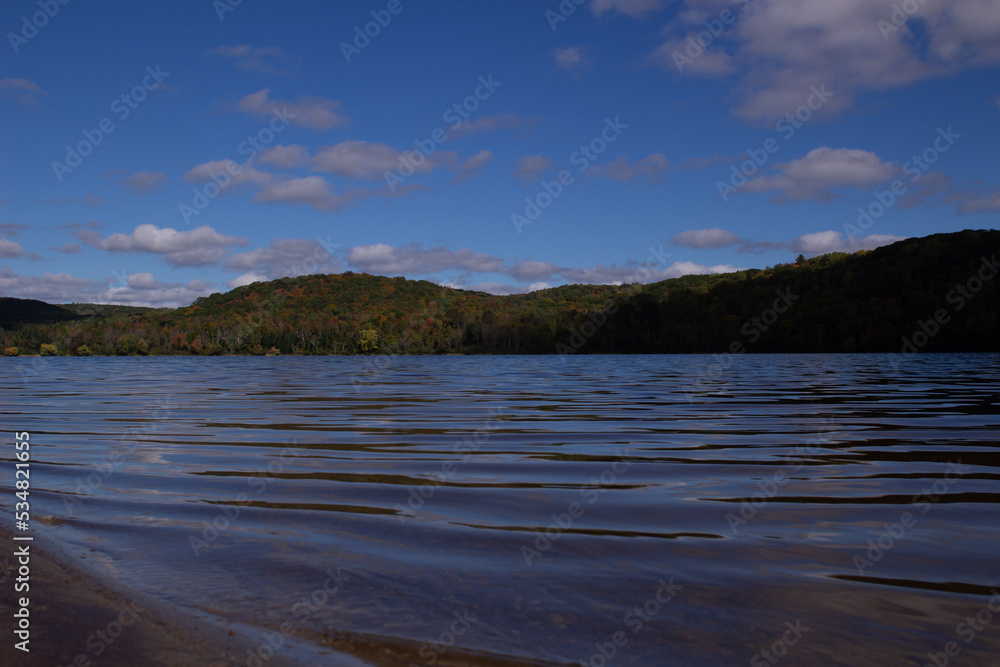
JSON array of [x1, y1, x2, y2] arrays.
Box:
[[742, 147, 897, 201], [0, 78, 46, 107], [227, 272, 269, 289], [226, 237, 342, 278], [184, 157, 397, 211], [347, 243, 505, 276], [669, 227, 906, 255], [591, 0, 664, 18], [559, 261, 740, 285], [588, 153, 668, 181], [311, 139, 489, 185], [439, 280, 533, 296], [651, 0, 1000, 122], [671, 228, 743, 248], [312, 140, 428, 180], [0, 267, 214, 308], [512, 155, 553, 184], [0, 267, 103, 302], [0, 238, 24, 258], [103, 273, 216, 307], [792, 231, 907, 254], [253, 176, 347, 210], [508, 256, 738, 287], [258, 144, 310, 168], [79, 224, 248, 267], [238, 88, 347, 131], [123, 171, 169, 194], [183, 159, 272, 188], [508, 260, 560, 283]]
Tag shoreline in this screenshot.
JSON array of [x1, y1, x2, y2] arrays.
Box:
[[0, 521, 372, 666]]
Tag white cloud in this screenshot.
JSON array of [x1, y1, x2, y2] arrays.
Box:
[[105, 274, 216, 308], [440, 281, 532, 296], [509, 260, 559, 282], [793, 230, 906, 254], [651, 0, 1000, 122], [671, 228, 743, 248], [258, 144, 310, 168], [671, 226, 906, 255], [312, 140, 440, 180], [311, 139, 490, 185], [0, 267, 214, 308], [82, 224, 248, 267], [253, 176, 347, 210], [226, 238, 342, 279], [0, 238, 24, 258], [238, 88, 347, 131], [510, 256, 739, 286], [227, 272, 269, 288], [347, 243, 505, 276], [184, 157, 394, 211], [559, 261, 740, 285], [183, 159, 272, 188], [0, 268, 103, 302], [742, 147, 897, 201]]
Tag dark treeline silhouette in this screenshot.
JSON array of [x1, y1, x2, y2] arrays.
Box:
[[2, 230, 997, 356]]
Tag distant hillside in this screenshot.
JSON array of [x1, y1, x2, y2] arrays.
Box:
[[1, 229, 997, 355], [0, 298, 82, 329]]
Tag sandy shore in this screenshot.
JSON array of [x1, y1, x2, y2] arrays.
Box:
[[0, 523, 373, 667]]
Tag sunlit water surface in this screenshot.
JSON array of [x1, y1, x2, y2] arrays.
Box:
[[3, 354, 999, 666]]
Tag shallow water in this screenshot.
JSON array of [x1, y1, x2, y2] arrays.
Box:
[[3, 354, 1000, 666]]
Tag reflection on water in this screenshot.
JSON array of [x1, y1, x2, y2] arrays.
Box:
[[3, 354, 1000, 666]]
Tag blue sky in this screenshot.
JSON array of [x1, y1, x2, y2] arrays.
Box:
[[2, 0, 998, 307]]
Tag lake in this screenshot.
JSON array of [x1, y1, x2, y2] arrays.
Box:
[[3, 354, 999, 666]]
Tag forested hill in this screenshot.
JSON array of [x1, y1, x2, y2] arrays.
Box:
[[1, 229, 997, 356]]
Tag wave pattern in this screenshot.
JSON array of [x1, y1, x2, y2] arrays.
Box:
[[3, 354, 1000, 666]]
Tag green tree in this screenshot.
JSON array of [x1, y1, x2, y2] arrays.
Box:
[[359, 329, 379, 352], [116, 334, 137, 355]]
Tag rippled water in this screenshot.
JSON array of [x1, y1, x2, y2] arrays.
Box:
[[3, 354, 1000, 666]]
